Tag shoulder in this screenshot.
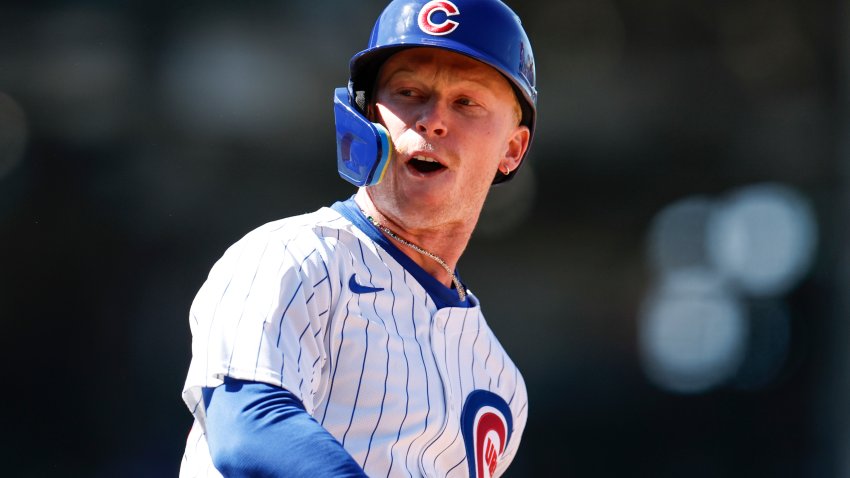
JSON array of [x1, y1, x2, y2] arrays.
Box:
[[217, 207, 357, 265], [241, 207, 349, 247], [190, 206, 365, 327], [199, 206, 380, 298]]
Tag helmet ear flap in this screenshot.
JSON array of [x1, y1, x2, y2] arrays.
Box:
[[334, 87, 393, 187]]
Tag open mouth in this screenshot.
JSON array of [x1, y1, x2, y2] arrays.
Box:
[[408, 155, 446, 174]]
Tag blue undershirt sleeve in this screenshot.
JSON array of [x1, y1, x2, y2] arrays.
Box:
[[202, 377, 367, 477]]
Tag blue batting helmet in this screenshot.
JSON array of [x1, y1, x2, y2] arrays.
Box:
[[334, 0, 537, 186]]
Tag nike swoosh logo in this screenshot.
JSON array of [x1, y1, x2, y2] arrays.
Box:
[[349, 274, 384, 294]]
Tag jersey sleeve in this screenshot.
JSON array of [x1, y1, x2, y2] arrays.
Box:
[[182, 224, 339, 427]]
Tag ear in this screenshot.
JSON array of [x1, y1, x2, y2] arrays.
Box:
[[501, 125, 531, 172]]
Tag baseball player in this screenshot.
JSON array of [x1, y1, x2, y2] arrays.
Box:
[[179, 0, 537, 476]]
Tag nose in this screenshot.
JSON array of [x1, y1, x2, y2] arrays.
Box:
[[415, 99, 447, 138]]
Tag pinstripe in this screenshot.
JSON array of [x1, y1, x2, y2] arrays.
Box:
[[315, 233, 337, 406], [265, 243, 320, 384], [402, 270, 432, 478], [296, 319, 312, 392], [363, 319, 391, 469], [340, 245, 372, 445], [313, 275, 329, 288], [360, 240, 392, 469], [361, 249, 395, 472], [384, 262, 412, 478], [432, 308, 469, 472], [484, 339, 494, 389], [433, 429, 463, 474], [224, 240, 272, 374], [203, 241, 249, 383], [497, 352, 506, 389], [341, 298, 369, 446], [517, 398, 527, 418], [470, 314, 482, 390], [329, 227, 339, 305], [422, 308, 454, 473], [272, 245, 318, 351], [508, 367, 518, 406], [274, 282, 304, 349], [296, 248, 319, 272], [456, 308, 470, 394], [242, 239, 293, 379], [447, 454, 466, 476], [275, 281, 304, 383], [320, 294, 354, 426], [317, 246, 354, 417]]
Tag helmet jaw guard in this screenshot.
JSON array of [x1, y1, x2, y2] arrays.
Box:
[[334, 0, 536, 186]]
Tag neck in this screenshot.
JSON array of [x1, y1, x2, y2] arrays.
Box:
[[354, 189, 474, 288]]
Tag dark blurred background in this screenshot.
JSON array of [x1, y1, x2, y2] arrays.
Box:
[[1, 0, 849, 476]]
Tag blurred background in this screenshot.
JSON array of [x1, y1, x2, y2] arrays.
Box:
[[1, 0, 848, 476]]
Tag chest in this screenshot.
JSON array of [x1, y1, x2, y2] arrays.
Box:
[[314, 284, 523, 478]]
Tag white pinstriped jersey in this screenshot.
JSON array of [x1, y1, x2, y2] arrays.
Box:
[[180, 199, 528, 478]]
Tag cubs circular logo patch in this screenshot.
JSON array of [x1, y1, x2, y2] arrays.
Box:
[[417, 0, 460, 36], [461, 390, 513, 478]]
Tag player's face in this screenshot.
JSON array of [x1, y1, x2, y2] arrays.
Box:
[[368, 48, 530, 231]]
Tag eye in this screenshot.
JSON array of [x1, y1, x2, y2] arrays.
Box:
[[456, 97, 479, 107], [396, 88, 421, 98]]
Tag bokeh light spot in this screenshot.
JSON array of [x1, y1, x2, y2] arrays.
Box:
[[707, 183, 818, 297], [647, 196, 716, 274], [639, 268, 748, 394]]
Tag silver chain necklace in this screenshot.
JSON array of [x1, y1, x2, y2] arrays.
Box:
[[363, 211, 467, 302]]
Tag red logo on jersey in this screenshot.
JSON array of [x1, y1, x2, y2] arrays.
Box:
[[462, 390, 513, 478], [475, 409, 508, 478], [418, 0, 460, 36], [485, 439, 498, 476]]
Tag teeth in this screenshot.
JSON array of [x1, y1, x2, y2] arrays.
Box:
[[413, 155, 438, 163]]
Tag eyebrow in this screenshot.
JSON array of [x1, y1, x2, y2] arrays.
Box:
[[381, 66, 499, 91], [378, 58, 521, 121]]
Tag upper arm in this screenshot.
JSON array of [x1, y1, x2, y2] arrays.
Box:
[[185, 227, 339, 419]]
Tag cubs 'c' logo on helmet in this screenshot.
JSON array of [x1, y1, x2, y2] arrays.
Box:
[[417, 0, 460, 36], [461, 390, 513, 478]]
